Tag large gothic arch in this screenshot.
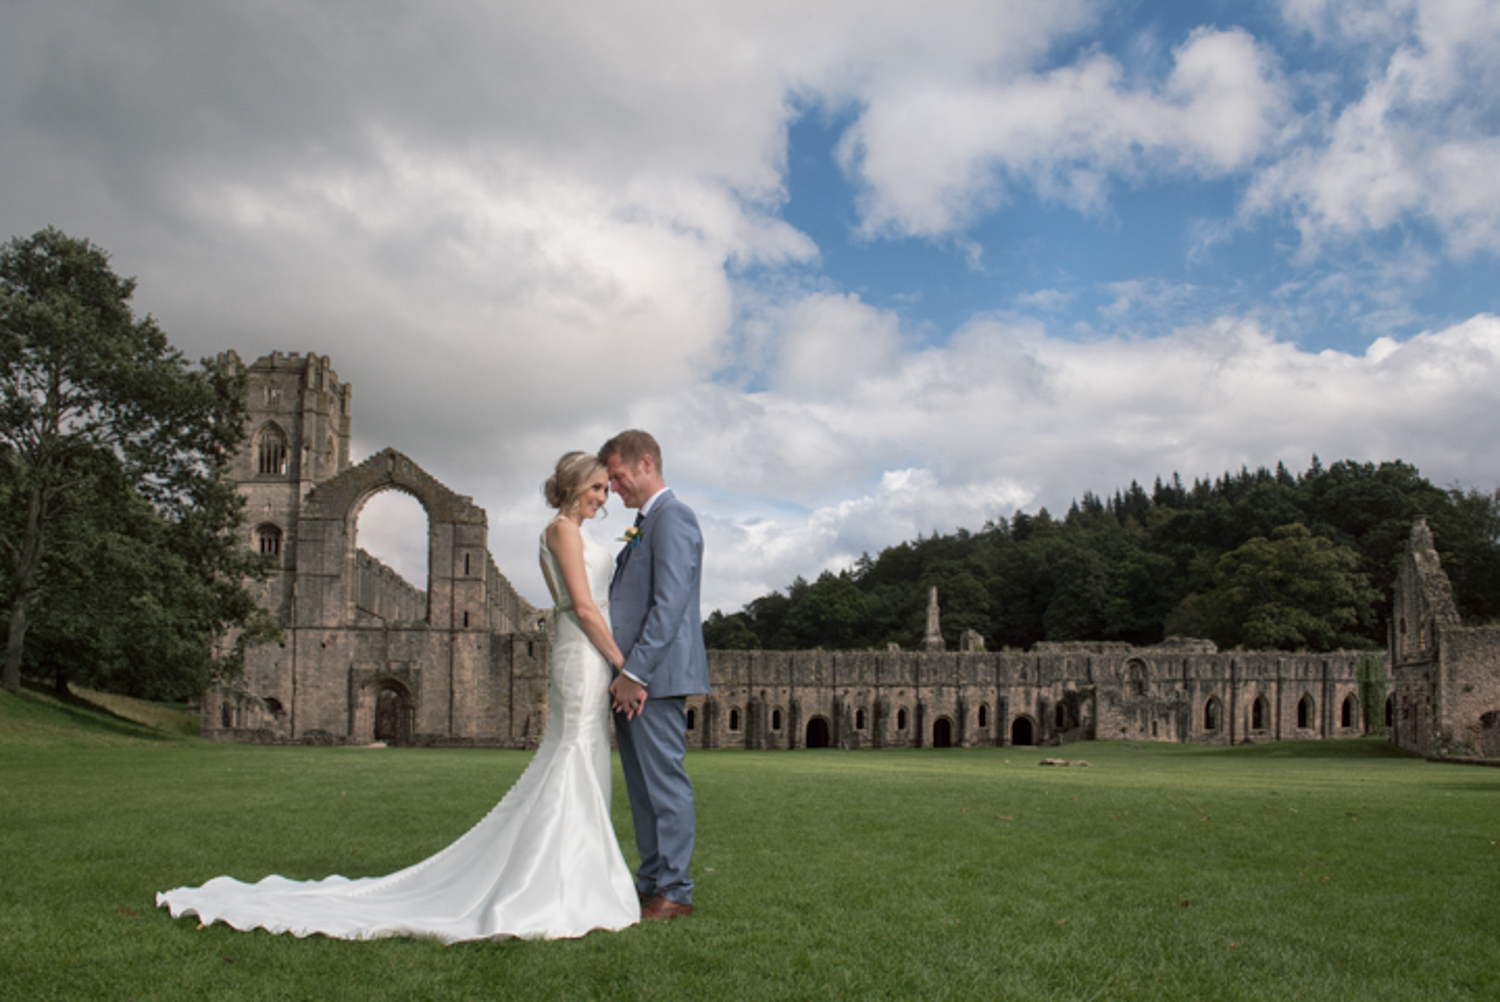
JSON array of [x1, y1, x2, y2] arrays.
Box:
[[296, 448, 488, 631]]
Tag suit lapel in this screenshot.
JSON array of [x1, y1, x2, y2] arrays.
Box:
[[613, 490, 672, 582]]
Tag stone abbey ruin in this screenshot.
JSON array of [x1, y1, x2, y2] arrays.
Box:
[[206, 351, 1499, 758]]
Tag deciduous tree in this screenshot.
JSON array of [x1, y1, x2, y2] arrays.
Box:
[[0, 228, 269, 696]]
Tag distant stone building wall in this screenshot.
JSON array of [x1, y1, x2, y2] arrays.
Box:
[[1390, 519, 1500, 758], [687, 644, 1371, 750]]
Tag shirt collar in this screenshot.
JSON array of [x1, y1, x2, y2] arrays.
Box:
[[638, 487, 670, 518]]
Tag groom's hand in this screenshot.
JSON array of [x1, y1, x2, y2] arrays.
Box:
[[610, 673, 646, 719]]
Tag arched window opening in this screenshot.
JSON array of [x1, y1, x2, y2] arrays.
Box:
[[897, 708, 909, 730], [1298, 694, 1314, 729], [1341, 694, 1357, 729], [978, 704, 988, 728], [771, 708, 782, 730], [263, 697, 284, 716], [855, 708, 866, 729], [728, 708, 741, 731], [1055, 703, 1066, 729], [1252, 695, 1268, 730], [1126, 658, 1147, 697], [258, 524, 283, 557], [221, 702, 234, 729], [355, 489, 429, 592], [686, 707, 696, 731], [257, 426, 288, 476], [1385, 695, 1393, 727], [1204, 697, 1221, 732]]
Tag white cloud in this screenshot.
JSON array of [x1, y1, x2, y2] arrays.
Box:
[[1251, 0, 1500, 254], [841, 27, 1287, 236]]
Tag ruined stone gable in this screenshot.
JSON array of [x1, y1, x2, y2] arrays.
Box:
[[204, 351, 549, 748], [1390, 518, 1500, 758]]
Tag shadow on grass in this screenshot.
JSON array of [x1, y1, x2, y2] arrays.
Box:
[[9, 680, 174, 742]]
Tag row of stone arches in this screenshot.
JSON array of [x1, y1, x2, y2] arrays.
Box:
[[1199, 693, 1360, 732]]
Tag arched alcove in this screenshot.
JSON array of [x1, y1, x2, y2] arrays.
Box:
[[1011, 716, 1036, 746], [933, 717, 953, 747], [805, 716, 831, 748]]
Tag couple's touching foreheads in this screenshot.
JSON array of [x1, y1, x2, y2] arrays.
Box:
[[158, 430, 710, 941]]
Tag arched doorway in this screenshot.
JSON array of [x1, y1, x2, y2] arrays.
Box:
[[805, 716, 831, 748], [932, 717, 953, 747], [374, 683, 413, 744], [1011, 716, 1035, 746]]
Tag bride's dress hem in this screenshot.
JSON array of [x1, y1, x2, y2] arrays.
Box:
[[155, 527, 639, 944]]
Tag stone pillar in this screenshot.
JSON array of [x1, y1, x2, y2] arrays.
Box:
[[923, 586, 945, 652]]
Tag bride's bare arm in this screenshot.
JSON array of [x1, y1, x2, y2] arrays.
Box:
[[544, 520, 626, 671]]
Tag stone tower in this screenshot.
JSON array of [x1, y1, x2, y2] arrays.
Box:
[[219, 350, 353, 619]]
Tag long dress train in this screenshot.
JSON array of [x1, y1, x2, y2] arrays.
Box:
[[156, 528, 639, 942]]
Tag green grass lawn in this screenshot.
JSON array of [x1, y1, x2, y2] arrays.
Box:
[[2, 688, 1498, 1001]]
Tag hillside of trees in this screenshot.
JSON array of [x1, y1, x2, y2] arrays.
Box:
[[703, 459, 1500, 654]]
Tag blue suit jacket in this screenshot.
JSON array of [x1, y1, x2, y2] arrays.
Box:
[[609, 490, 711, 698]]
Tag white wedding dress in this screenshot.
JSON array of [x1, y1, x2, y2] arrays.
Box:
[[157, 527, 640, 942]]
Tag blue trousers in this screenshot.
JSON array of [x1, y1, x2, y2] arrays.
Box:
[[614, 696, 695, 904]]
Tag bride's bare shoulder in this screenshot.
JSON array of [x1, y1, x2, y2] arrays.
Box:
[[545, 517, 581, 549]]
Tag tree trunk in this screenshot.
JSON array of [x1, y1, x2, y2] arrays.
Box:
[[2, 487, 47, 694], [3, 600, 25, 694]]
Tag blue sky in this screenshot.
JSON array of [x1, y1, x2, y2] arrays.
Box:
[[3, 0, 1499, 613]]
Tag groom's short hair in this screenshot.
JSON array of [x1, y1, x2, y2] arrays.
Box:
[[600, 429, 663, 475]]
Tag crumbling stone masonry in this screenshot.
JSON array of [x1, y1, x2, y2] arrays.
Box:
[[1389, 518, 1500, 758], [203, 351, 550, 747]]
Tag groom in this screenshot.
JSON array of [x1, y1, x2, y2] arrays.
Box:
[[601, 430, 710, 921]]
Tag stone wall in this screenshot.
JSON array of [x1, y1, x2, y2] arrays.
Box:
[[353, 550, 427, 625], [1389, 519, 1500, 758], [686, 645, 1372, 750]]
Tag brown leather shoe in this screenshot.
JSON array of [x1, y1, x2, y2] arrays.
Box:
[[641, 895, 693, 920]]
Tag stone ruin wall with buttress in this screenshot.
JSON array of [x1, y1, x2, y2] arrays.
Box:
[[206, 349, 1409, 751]]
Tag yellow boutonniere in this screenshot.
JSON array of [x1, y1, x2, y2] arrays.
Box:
[[621, 526, 642, 548]]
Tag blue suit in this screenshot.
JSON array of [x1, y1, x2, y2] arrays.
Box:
[[609, 489, 711, 904]]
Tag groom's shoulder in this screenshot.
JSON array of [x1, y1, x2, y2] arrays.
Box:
[[653, 493, 702, 533]]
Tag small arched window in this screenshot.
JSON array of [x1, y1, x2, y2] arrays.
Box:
[[897, 708, 908, 730], [1341, 694, 1357, 729], [771, 708, 782, 730], [1204, 697, 1221, 732], [1298, 694, 1314, 729], [686, 707, 696, 731], [978, 704, 988, 728], [258, 524, 283, 557], [855, 708, 866, 729], [729, 708, 741, 731], [257, 425, 288, 476], [1252, 695, 1268, 730]]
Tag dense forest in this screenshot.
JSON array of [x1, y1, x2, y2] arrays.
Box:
[[702, 459, 1500, 654]]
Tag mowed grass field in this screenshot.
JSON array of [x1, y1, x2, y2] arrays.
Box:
[[2, 688, 1498, 1001]]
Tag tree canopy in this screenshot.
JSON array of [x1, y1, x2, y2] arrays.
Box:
[[703, 459, 1500, 654], [1, 228, 272, 698]]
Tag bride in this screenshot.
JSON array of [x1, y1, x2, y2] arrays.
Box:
[[157, 452, 640, 941]]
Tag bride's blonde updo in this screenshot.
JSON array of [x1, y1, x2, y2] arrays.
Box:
[[544, 451, 607, 515]]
